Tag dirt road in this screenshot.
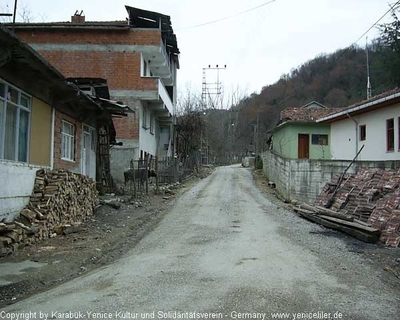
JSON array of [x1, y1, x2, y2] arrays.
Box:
[[2, 165, 400, 319]]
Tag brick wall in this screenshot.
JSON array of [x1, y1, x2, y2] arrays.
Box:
[[53, 109, 82, 172], [38, 51, 157, 91], [15, 29, 162, 46], [113, 112, 139, 140], [15, 29, 160, 92], [15, 28, 160, 143]]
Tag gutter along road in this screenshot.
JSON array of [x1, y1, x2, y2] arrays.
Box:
[[3, 165, 399, 319]]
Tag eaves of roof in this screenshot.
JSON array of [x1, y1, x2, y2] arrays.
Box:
[[268, 120, 326, 133], [317, 89, 400, 123]]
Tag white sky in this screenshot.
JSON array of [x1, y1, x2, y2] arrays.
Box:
[[1, 0, 395, 98]]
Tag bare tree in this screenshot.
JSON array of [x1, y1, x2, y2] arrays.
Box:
[[0, 0, 35, 23], [176, 86, 204, 160]]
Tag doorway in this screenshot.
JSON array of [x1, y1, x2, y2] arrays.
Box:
[[298, 134, 309, 159], [82, 125, 96, 179]]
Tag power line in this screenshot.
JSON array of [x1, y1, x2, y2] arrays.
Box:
[[354, 0, 400, 44], [336, 0, 400, 60], [178, 0, 277, 31]]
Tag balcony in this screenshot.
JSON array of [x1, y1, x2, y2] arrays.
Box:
[[139, 78, 174, 125], [142, 41, 175, 87]]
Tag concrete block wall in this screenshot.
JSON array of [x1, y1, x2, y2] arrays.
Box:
[[110, 147, 138, 184], [262, 151, 291, 200], [261, 151, 399, 204]]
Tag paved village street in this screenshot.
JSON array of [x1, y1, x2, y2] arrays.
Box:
[[2, 165, 400, 320]]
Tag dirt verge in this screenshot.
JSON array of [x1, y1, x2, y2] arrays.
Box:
[[0, 170, 211, 308], [252, 168, 400, 282]]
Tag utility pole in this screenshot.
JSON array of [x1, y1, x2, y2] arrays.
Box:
[[255, 109, 260, 167], [366, 37, 372, 99], [201, 65, 227, 109], [201, 65, 227, 165]]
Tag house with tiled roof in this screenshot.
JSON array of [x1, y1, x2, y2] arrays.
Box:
[[318, 89, 400, 161], [270, 101, 339, 160]]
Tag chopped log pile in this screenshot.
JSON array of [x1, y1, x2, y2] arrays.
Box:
[[0, 169, 99, 257], [311, 168, 400, 247]]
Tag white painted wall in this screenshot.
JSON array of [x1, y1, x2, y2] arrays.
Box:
[[139, 103, 158, 157], [331, 104, 400, 161], [0, 161, 43, 221]]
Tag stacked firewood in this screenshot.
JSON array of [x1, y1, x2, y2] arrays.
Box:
[[311, 168, 400, 247], [0, 169, 99, 257]]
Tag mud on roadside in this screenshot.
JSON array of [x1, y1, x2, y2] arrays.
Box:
[[0, 171, 210, 308]]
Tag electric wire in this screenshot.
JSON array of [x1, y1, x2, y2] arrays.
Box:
[[336, 0, 400, 60], [177, 0, 277, 31]]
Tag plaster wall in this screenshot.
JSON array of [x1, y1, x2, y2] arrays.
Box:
[[0, 161, 43, 221], [330, 103, 400, 160]]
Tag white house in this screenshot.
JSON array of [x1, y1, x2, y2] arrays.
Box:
[[317, 90, 400, 161]]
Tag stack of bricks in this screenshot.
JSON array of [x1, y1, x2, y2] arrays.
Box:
[[315, 168, 400, 247]]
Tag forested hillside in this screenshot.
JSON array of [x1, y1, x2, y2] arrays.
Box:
[[232, 40, 399, 153]]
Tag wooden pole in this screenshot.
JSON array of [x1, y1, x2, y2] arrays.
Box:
[[155, 156, 159, 195]]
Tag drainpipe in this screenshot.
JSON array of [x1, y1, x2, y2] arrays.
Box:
[[346, 112, 359, 159], [50, 107, 55, 169]]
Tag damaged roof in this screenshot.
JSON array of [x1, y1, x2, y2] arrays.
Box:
[[125, 6, 180, 56], [8, 6, 180, 58]]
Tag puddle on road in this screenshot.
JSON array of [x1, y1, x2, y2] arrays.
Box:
[[0, 260, 47, 286]]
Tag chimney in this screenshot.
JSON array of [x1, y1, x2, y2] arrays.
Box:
[[71, 10, 85, 23]]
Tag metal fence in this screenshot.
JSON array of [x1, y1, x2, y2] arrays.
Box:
[[124, 154, 199, 197]]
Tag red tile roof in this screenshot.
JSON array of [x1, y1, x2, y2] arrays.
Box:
[[280, 107, 341, 122]]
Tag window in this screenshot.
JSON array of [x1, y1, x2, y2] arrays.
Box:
[[359, 125, 366, 141], [387, 118, 394, 152], [61, 120, 75, 161], [311, 134, 328, 145], [142, 106, 148, 129], [0, 80, 31, 162], [141, 56, 149, 77], [150, 113, 154, 134], [398, 118, 400, 150]]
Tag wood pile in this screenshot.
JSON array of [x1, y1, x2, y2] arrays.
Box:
[[313, 168, 400, 247], [0, 169, 99, 257]]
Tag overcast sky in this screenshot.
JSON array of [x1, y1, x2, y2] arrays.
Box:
[[1, 0, 395, 99]]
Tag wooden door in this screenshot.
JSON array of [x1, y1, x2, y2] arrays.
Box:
[[298, 134, 309, 159]]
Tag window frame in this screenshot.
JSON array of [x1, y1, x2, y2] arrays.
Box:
[[0, 79, 31, 162], [141, 54, 150, 77], [311, 134, 328, 146], [387, 118, 394, 152], [61, 120, 75, 161], [142, 106, 148, 129], [359, 124, 366, 141], [398, 117, 400, 151], [150, 113, 154, 134]]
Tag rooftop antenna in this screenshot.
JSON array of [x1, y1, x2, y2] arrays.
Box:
[[366, 36, 372, 99]]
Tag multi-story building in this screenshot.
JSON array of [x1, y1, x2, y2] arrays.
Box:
[[0, 27, 125, 220], [12, 6, 180, 183]]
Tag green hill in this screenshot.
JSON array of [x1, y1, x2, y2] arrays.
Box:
[[232, 41, 399, 154]]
